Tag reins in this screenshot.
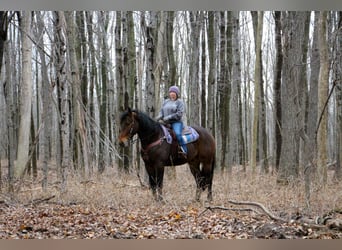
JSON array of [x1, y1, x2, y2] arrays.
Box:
[[126, 116, 166, 154]]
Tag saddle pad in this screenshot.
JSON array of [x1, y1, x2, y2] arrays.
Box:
[[161, 125, 199, 145], [182, 126, 199, 144], [182, 126, 192, 135]]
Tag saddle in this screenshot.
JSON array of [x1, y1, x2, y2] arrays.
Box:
[[160, 124, 199, 145]]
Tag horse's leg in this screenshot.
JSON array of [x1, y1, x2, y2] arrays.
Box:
[[145, 164, 164, 201], [206, 171, 213, 202], [199, 161, 214, 202], [189, 162, 203, 201], [155, 166, 164, 201]]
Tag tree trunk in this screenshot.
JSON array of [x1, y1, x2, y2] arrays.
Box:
[[250, 11, 263, 175], [334, 11, 342, 182], [65, 11, 90, 177], [304, 11, 320, 208], [317, 11, 329, 186], [35, 11, 52, 190], [278, 12, 307, 183], [218, 11, 231, 170], [145, 11, 158, 116], [53, 11, 70, 192], [228, 11, 241, 172], [15, 11, 33, 178], [207, 11, 215, 135], [273, 11, 283, 172], [188, 11, 201, 125]]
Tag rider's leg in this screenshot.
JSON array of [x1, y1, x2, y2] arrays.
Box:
[[172, 122, 187, 153]]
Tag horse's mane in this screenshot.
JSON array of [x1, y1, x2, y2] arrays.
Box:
[[135, 109, 158, 128], [121, 109, 159, 131]]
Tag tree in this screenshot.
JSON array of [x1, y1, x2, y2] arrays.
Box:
[[317, 11, 329, 186], [334, 11, 342, 182], [304, 11, 320, 207], [218, 11, 231, 170], [273, 11, 282, 172], [207, 11, 216, 135], [34, 11, 53, 190], [228, 11, 242, 173], [188, 11, 201, 125], [277, 12, 307, 183], [14, 11, 33, 178], [65, 11, 90, 177], [250, 11, 263, 174], [53, 11, 70, 191]]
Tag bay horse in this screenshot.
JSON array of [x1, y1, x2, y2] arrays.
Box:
[[118, 108, 216, 202]]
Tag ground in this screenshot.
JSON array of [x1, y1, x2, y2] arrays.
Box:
[[0, 164, 341, 239]]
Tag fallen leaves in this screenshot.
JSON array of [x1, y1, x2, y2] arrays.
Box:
[[1, 201, 341, 239]]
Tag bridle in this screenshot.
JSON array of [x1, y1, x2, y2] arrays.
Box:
[[119, 117, 136, 143], [126, 118, 138, 143], [120, 113, 167, 156]]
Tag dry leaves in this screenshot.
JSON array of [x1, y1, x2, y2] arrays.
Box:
[[1, 201, 341, 239], [1, 165, 341, 239]]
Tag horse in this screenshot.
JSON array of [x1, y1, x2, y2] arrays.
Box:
[[118, 108, 216, 202]]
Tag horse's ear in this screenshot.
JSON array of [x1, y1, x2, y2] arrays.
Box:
[[127, 107, 132, 113]]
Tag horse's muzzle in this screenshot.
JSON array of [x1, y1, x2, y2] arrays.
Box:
[[118, 135, 129, 147]]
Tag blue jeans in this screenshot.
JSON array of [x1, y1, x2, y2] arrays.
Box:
[[171, 122, 187, 153]]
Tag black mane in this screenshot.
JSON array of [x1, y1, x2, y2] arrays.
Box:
[[134, 110, 159, 131], [120, 109, 161, 143]]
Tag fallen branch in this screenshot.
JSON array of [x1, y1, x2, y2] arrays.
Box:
[[228, 200, 287, 222], [199, 206, 256, 217], [209, 200, 342, 232], [25, 195, 56, 206]]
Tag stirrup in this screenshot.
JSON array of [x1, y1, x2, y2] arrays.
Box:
[[179, 146, 186, 154]]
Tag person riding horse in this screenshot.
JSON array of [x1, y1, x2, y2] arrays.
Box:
[[155, 86, 187, 156]]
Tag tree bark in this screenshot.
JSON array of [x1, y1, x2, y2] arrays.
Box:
[[250, 11, 263, 175], [278, 12, 307, 183], [273, 11, 283, 172], [228, 11, 241, 172], [317, 11, 329, 186], [15, 11, 33, 178]]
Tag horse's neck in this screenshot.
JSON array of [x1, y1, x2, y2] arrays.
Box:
[[137, 121, 161, 146]]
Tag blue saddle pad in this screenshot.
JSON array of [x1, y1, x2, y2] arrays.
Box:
[[161, 125, 199, 145]]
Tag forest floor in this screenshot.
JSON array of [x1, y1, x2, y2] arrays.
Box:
[[0, 163, 341, 239]]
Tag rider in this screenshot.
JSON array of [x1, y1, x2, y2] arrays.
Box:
[[156, 85, 187, 155]]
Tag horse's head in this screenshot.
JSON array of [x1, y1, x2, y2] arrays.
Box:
[[118, 107, 139, 146]]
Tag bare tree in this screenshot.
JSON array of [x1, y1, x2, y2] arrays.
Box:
[[273, 11, 282, 172], [228, 11, 242, 173], [250, 11, 263, 174], [218, 11, 231, 170], [334, 11, 342, 182], [53, 11, 70, 191], [15, 11, 33, 178], [277, 12, 307, 183], [317, 11, 329, 186], [304, 11, 320, 208], [65, 11, 90, 177]]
